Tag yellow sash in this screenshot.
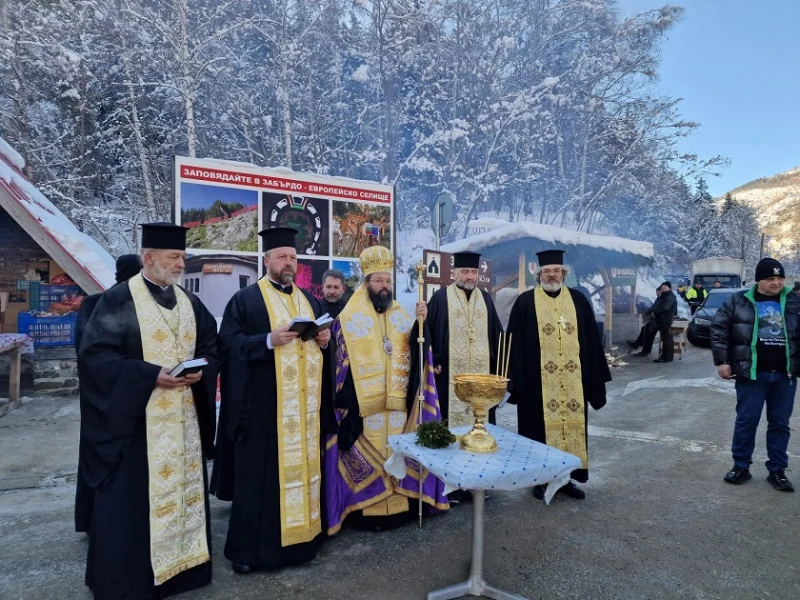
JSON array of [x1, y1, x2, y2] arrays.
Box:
[[446, 284, 491, 426], [337, 285, 412, 416], [129, 274, 209, 585], [258, 279, 323, 546], [534, 285, 588, 468]]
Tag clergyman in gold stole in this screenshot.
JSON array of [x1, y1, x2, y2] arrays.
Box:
[[505, 248, 611, 501], [425, 251, 504, 431], [325, 245, 450, 533], [211, 227, 338, 575], [77, 223, 219, 600]]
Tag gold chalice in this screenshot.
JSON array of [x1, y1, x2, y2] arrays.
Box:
[[453, 373, 508, 453]]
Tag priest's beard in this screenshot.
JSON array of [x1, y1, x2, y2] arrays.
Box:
[[456, 281, 476, 291], [270, 265, 295, 285], [541, 281, 562, 294], [368, 287, 393, 312], [151, 264, 182, 286]]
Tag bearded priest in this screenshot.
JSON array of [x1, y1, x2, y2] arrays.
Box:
[[77, 223, 220, 600], [211, 227, 337, 574], [506, 249, 610, 501], [325, 246, 449, 533]]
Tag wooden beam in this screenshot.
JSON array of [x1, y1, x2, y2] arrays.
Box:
[[599, 267, 613, 350], [518, 251, 526, 294], [491, 274, 519, 294]]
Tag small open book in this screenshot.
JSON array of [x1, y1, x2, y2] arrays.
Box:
[[288, 313, 334, 342], [168, 358, 208, 377]]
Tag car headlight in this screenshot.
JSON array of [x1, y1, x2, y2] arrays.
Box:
[[694, 318, 711, 326]]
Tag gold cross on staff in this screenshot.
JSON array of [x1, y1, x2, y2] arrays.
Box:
[[415, 259, 425, 284]]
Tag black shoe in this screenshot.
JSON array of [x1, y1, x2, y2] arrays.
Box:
[[724, 466, 752, 485], [561, 482, 586, 499], [634, 351, 649, 357], [627, 340, 640, 349], [232, 563, 255, 575], [532, 485, 545, 500], [767, 470, 795, 492], [654, 358, 671, 363]]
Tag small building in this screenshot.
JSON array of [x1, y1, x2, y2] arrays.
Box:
[[183, 254, 259, 318], [1, 136, 115, 397]]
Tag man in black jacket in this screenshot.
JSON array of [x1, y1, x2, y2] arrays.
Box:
[[318, 268, 349, 320], [711, 257, 800, 492], [645, 281, 677, 363]]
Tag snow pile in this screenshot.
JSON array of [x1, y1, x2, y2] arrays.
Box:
[[0, 136, 115, 290], [443, 220, 654, 259]]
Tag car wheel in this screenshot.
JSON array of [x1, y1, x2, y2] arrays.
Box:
[[687, 324, 701, 347]]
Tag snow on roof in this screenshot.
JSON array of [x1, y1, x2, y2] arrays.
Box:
[[0, 137, 115, 293], [442, 220, 653, 262]]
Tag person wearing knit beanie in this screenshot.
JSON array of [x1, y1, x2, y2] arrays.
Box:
[[754, 257, 785, 282]]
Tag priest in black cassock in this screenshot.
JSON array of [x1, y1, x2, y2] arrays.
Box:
[[506, 249, 610, 500], [425, 251, 504, 428], [74, 253, 141, 534], [211, 227, 337, 574], [77, 224, 219, 600]]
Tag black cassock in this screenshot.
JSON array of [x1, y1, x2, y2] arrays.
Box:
[[74, 291, 103, 533], [423, 287, 504, 424], [77, 279, 219, 600], [506, 287, 610, 483], [211, 281, 337, 569]]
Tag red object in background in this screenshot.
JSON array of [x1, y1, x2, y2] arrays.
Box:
[[296, 263, 312, 289], [50, 274, 77, 285]]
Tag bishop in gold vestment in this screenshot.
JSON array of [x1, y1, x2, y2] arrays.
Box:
[[506, 249, 610, 500]]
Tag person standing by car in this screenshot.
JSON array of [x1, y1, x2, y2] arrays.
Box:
[[645, 282, 677, 363], [711, 257, 800, 492], [685, 281, 708, 314]]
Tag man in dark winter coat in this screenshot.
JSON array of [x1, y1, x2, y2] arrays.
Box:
[[711, 257, 800, 492], [645, 281, 677, 363], [318, 269, 349, 320]]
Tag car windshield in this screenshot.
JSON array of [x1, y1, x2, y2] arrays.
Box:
[[703, 292, 734, 308], [695, 275, 739, 288]]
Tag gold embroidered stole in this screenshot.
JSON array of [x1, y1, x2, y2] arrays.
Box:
[[337, 285, 412, 416], [446, 284, 490, 426], [258, 279, 322, 547], [129, 274, 209, 585], [534, 285, 588, 468]]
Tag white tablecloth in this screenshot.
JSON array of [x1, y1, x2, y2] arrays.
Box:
[[385, 424, 582, 503], [0, 333, 34, 355]]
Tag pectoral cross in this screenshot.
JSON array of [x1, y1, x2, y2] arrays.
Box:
[[558, 315, 568, 329]]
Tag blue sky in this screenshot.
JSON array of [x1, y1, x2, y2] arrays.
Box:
[[618, 0, 800, 196], [180, 182, 258, 211]]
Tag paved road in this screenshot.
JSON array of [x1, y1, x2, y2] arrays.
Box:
[[1, 345, 798, 599]]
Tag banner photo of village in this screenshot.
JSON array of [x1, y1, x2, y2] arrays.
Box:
[[174, 156, 394, 319]]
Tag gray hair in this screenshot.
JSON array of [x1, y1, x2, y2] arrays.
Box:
[[322, 268, 346, 286], [535, 264, 571, 283]]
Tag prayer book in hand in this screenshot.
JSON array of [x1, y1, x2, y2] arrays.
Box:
[[168, 358, 208, 377], [288, 313, 335, 341]]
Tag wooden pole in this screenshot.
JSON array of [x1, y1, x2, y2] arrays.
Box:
[[599, 267, 612, 350], [518, 251, 526, 294]]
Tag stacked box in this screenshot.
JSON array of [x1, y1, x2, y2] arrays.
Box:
[[18, 312, 78, 347]]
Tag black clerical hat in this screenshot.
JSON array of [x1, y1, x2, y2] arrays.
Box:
[[453, 251, 481, 269], [141, 223, 187, 250], [115, 254, 141, 284], [535, 249, 565, 267], [259, 227, 298, 251]]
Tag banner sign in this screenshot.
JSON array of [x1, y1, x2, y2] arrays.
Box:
[[174, 156, 394, 317]]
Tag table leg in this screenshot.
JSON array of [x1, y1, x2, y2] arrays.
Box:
[[427, 492, 529, 600], [9, 346, 20, 404]]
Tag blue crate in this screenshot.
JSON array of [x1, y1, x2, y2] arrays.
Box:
[[15, 281, 42, 310], [18, 312, 78, 347]]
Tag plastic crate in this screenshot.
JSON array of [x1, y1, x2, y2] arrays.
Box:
[[18, 312, 78, 347], [16, 280, 42, 310]]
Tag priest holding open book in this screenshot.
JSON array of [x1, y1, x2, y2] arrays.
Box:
[[77, 223, 220, 600], [211, 227, 337, 574]]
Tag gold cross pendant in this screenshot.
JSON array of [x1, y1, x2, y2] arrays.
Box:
[[558, 315, 568, 329]]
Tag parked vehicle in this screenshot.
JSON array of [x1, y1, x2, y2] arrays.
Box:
[[665, 274, 691, 297], [691, 257, 746, 289], [687, 287, 748, 346]]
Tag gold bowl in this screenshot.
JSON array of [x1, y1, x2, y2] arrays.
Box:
[[453, 373, 508, 453]]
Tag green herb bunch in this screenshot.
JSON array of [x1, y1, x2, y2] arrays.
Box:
[[415, 420, 456, 449]]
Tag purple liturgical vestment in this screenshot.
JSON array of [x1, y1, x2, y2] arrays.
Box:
[[325, 319, 449, 533]]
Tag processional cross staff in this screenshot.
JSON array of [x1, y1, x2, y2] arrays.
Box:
[[414, 259, 426, 527]]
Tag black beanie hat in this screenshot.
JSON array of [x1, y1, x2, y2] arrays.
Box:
[[755, 257, 785, 282]]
